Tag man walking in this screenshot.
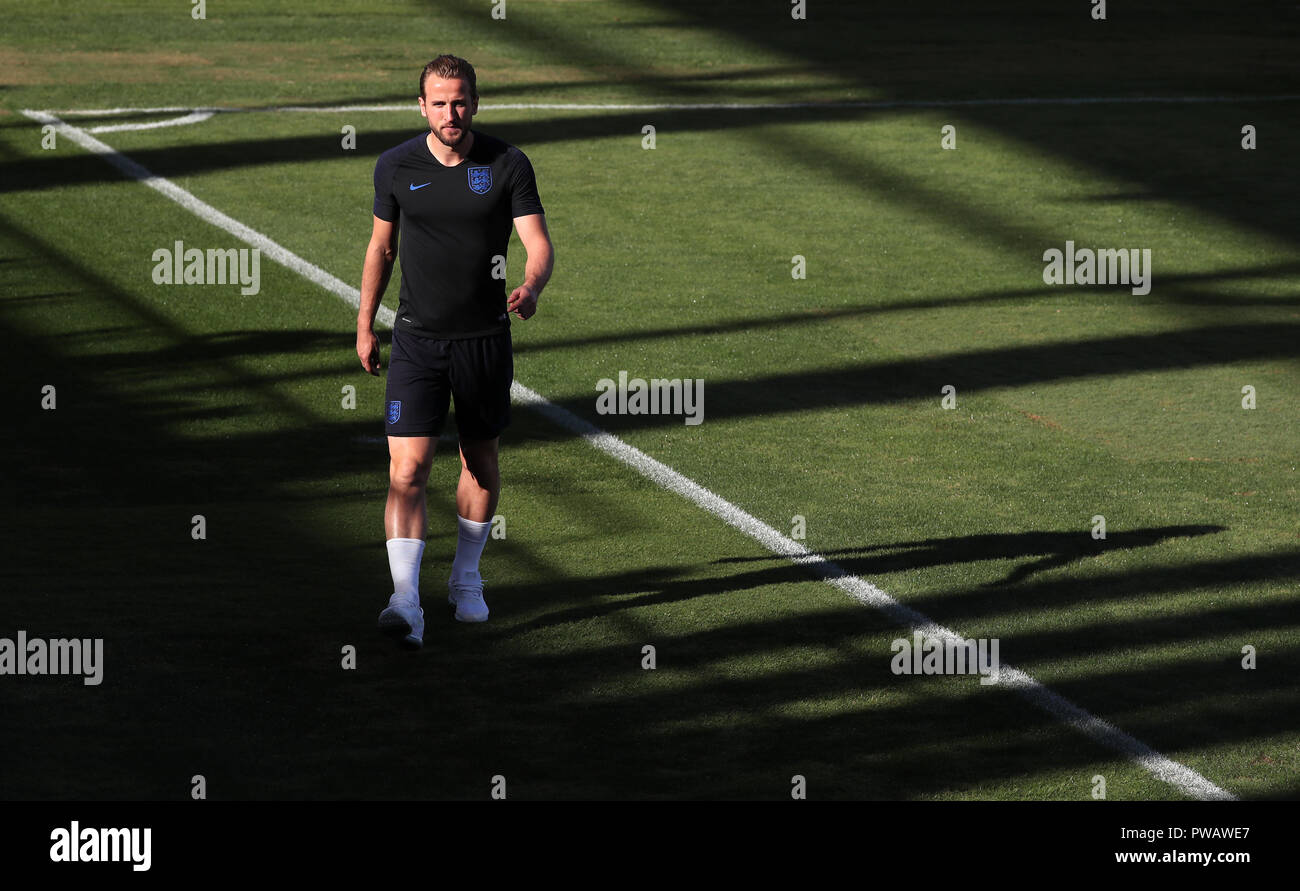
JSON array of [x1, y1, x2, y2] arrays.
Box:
[[356, 55, 554, 648]]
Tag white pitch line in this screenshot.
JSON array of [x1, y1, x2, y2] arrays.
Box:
[[86, 111, 215, 134], [21, 107, 1237, 802], [41, 93, 1300, 117], [22, 109, 376, 325]]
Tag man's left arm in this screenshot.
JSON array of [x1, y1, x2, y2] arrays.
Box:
[[507, 213, 554, 321]]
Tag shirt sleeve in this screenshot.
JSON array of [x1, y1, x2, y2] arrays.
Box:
[[372, 152, 398, 222], [507, 149, 544, 218]]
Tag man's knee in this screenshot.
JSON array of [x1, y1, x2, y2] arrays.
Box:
[[389, 458, 430, 490], [388, 445, 434, 490], [459, 438, 499, 483]]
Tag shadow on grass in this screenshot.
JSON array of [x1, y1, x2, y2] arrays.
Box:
[[714, 525, 1226, 586], [531, 318, 1300, 435], [4, 211, 1297, 800]]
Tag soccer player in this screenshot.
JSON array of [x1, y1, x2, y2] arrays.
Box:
[[356, 55, 554, 648]]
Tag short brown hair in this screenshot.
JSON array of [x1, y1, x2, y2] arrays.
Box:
[[419, 55, 478, 101]]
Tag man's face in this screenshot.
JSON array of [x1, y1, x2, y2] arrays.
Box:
[[419, 77, 477, 149]]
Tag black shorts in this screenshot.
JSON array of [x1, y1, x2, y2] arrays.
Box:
[[384, 328, 513, 440]]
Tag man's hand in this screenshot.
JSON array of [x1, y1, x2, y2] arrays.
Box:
[[507, 283, 539, 320], [357, 327, 381, 375], [510, 214, 552, 322], [357, 215, 397, 374]]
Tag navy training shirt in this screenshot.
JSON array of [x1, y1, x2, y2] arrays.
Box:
[[372, 129, 544, 339]]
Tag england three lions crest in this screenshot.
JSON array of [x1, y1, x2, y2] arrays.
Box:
[[468, 166, 493, 195]]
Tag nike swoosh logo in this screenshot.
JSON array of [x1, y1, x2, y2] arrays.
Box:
[[409, 182, 431, 191]]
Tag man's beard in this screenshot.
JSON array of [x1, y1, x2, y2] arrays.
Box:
[[432, 124, 467, 148]]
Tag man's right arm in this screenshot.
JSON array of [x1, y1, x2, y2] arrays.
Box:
[[357, 214, 398, 375]]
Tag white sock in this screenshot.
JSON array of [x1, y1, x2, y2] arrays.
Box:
[[450, 516, 491, 581], [387, 537, 425, 598]]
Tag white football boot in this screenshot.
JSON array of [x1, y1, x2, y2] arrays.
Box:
[[447, 571, 489, 623], [378, 592, 424, 648]]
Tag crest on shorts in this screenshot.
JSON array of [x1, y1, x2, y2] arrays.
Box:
[[467, 166, 493, 195], [386, 400, 402, 425]]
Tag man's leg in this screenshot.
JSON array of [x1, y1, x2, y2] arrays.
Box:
[[378, 435, 437, 647], [387, 435, 437, 539], [377, 327, 452, 647], [445, 332, 511, 622], [385, 433, 435, 602], [455, 436, 499, 523], [446, 437, 498, 622]]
